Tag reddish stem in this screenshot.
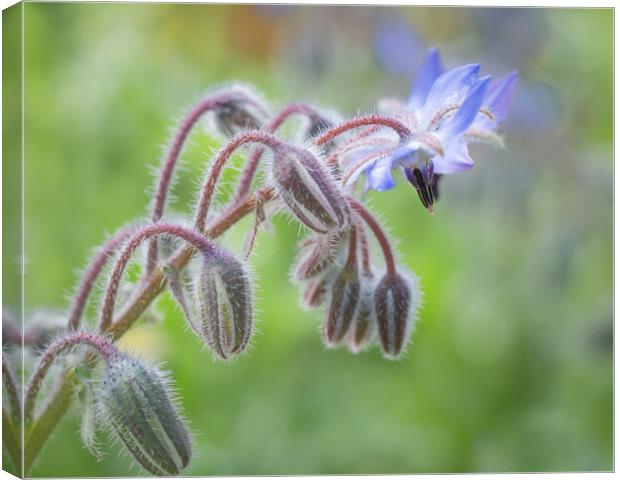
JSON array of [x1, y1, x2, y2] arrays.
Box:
[[146, 91, 264, 275], [194, 131, 281, 232], [314, 115, 411, 147], [2, 354, 20, 425], [100, 223, 219, 332], [67, 226, 135, 331], [347, 198, 396, 275], [355, 217, 372, 276]]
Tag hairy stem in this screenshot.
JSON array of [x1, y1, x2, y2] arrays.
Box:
[[99, 224, 220, 332], [2, 354, 21, 425], [3, 407, 21, 473], [67, 226, 135, 331], [313, 115, 411, 147], [24, 368, 74, 474], [347, 198, 396, 275], [23, 332, 118, 428], [145, 90, 264, 276], [194, 131, 281, 232]]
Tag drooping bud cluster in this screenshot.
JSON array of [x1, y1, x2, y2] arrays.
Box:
[[96, 354, 192, 476], [291, 207, 420, 358]]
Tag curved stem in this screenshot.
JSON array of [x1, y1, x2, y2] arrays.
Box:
[[193, 131, 281, 232], [23, 332, 118, 427], [313, 115, 411, 147], [2, 354, 21, 425], [67, 226, 135, 331], [347, 198, 396, 275], [230, 102, 325, 206], [145, 90, 265, 276], [99, 223, 220, 332]]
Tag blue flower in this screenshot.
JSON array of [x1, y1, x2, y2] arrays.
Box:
[[341, 48, 517, 212]]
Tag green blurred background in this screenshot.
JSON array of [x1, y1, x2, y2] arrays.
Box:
[[5, 3, 613, 476]]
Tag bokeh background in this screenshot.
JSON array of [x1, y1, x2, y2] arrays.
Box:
[[4, 4, 613, 476]]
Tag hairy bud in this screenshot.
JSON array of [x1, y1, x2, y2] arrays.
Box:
[[213, 86, 268, 137], [323, 229, 360, 347], [292, 232, 343, 283], [323, 271, 360, 347], [271, 145, 349, 233], [194, 249, 253, 360], [301, 275, 331, 310], [96, 354, 192, 476], [346, 276, 377, 353], [374, 270, 419, 359]]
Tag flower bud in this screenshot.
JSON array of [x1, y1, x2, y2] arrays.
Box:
[[323, 229, 361, 347], [194, 250, 253, 360], [374, 270, 419, 359], [301, 276, 331, 310], [292, 232, 343, 283], [271, 146, 349, 233], [323, 265, 360, 347], [96, 354, 192, 476], [346, 276, 377, 353], [213, 87, 268, 137]]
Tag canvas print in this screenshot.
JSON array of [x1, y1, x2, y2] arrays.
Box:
[[2, 3, 613, 477]]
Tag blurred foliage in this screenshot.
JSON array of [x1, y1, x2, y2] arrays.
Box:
[[5, 4, 612, 476]]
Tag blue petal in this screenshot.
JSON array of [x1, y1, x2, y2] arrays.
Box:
[[390, 143, 419, 164], [422, 63, 480, 120], [433, 141, 474, 174], [485, 70, 518, 122], [407, 47, 444, 109], [367, 156, 396, 191], [440, 75, 491, 139]]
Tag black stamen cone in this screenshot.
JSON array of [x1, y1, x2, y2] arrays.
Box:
[[406, 167, 435, 213]]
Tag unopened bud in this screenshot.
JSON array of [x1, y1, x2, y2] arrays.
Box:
[[292, 232, 343, 283], [213, 86, 269, 137], [301, 275, 331, 310], [323, 229, 360, 347], [195, 249, 254, 360], [346, 276, 377, 353], [97, 354, 192, 476], [374, 270, 419, 359], [271, 146, 349, 233], [323, 268, 360, 347]]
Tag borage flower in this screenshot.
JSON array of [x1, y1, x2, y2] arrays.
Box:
[[341, 48, 517, 213]]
